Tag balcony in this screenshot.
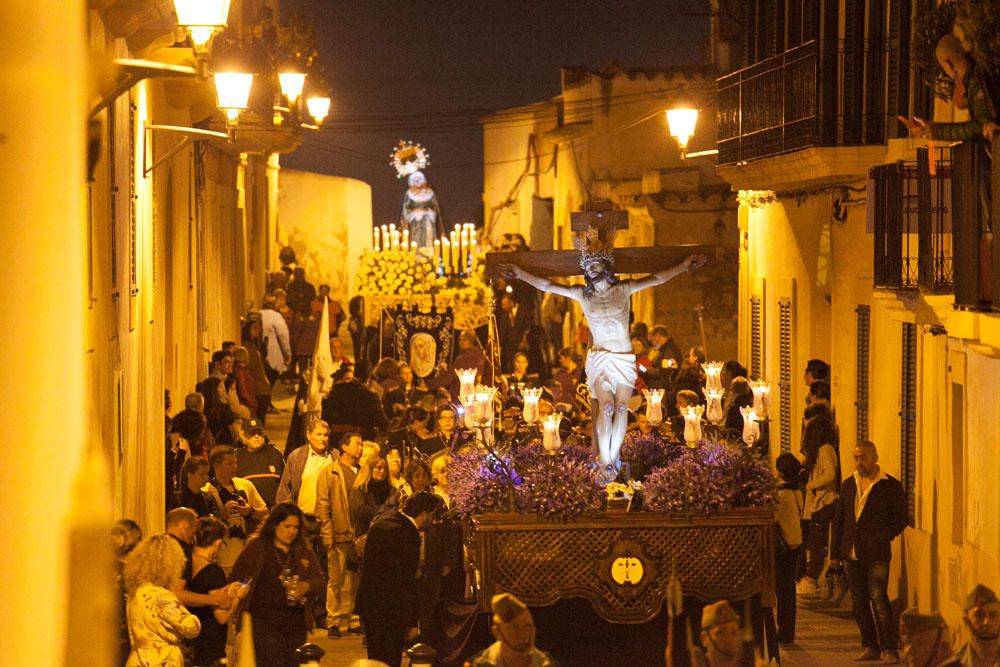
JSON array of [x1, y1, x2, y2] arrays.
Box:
[[870, 148, 953, 294], [717, 41, 826, 166]]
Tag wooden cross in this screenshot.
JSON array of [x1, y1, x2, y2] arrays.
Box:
[[485, 204, 711, 278]]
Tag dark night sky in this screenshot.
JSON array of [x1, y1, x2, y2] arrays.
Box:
[[280, 0, 710, 226]]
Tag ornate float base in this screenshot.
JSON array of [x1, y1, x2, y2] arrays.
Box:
[[472, 509, 775, 624]]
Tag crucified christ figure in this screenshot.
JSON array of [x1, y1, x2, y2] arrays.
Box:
[[499, 250, 707, 480]]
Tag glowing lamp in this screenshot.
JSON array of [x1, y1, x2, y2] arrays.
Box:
[[642, 388, 665, 426], [278, 71, 306, 104], [522, 387, 543, 424], [666, 107, 699, 154], [172, 0, 232, 50], [682, 405, 704, 447], [750, 380, 771, 420], [542, 414, 562, 454], [705, 388, 725, 425], [214, 71, 253, 124], [471, 385, 497, 428], [702, 361, 724, 393], [306, 96, 331, 125], [740, 406, 761, 446], [460, 396, 476, 430], [455, 368, 477, 403]]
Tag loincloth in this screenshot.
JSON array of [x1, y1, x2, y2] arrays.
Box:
[[586, 349, 637, 396]]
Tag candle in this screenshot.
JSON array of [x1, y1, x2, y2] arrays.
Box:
[[373, 228, 379, 249], [443, 239, 452, 276], [455, 368, 478, 403], [460, 226, 469, 274], [682, 405, 704, 446], [522, 387, 543, 424], [469, 239, 477, 273], [642, 388, 665, 426], [402, 227, 409, 248], [450, 230, 459, 274], [411, 241, 417, 253], [433, 239, 442, 272], [705, 388, 725, 424], [460, 396, 476, 429], [702, 361, 724, 393], [472, 385, 497, 427], [542, 414, 562, 453], [750, 380, 770, 419], [380, 224, 389, 249], [740, 406, 760, 446], [391, 229, 400, 250]]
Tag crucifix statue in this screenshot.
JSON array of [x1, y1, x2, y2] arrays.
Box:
[[489, 206, 708, 481]]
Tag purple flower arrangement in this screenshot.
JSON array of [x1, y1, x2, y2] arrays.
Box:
[[642, 441, 778, 517], [449, 442, 604, 522], [620, 432, 673, 479]]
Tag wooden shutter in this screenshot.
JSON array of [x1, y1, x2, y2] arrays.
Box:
[[750, 295, 763, 380], [856, 305, 871, 440], [900, 322, 918, 527], [779, 298, 793, 453]]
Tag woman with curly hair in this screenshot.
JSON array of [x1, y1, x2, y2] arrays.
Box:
[[228, 502, 326, 667], [123, 534, 201, 667]]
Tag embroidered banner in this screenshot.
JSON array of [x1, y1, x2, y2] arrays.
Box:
[[392, 306, 455, 379]]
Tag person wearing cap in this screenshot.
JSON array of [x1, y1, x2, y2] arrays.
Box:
[[464, 593, 557, 667], [899, 608, 960, 666], [954, 584, 1000, 666], [234, 417, 284, 507], [696, 600, 751, 667]]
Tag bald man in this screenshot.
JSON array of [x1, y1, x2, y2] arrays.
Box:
[[832, 440, 907, 663]]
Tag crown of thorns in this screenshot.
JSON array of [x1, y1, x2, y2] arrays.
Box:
[[573, 227, 616, 268]]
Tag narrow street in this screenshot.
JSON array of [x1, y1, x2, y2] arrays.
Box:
[[265, 381, 863, 666]]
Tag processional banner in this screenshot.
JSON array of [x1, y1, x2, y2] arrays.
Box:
[[392, 306, 455, 379]]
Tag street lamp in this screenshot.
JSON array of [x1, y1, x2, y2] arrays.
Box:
[[306, 95, 331, 125], [279, 71, 307, 104], [666, 105, 719, 159], [666, 107, 699, 156], [172, 0, 232, 52], [214, 71, 254, 125]]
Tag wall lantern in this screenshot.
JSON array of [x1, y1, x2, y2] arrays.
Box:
[[306, 96, 331, 125], [666, 105, 719, 159], [279, 71, 307, 104], [172, 0, 232, 52], [214, 71, 254, 125], [666, 107, 699, 155]]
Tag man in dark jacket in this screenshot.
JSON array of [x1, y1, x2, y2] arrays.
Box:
[[356, 491, 440, 667], [321, 366, 389, 440], [831, 440, 907, 664]]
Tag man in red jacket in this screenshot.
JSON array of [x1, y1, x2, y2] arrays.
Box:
[[831, 440, 907, 664]]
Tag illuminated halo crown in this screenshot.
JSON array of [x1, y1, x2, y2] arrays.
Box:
[[573, 226, 616, 268], [390, 140, 430, 178]]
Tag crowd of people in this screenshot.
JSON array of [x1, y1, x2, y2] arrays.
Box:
[[113, 253, 998, 667]]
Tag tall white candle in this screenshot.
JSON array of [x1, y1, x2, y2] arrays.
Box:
[[542, 414, 562, 453], [642, 388, 665, 426], [522, 387, 543, 424], [682, 405, 704, 446]]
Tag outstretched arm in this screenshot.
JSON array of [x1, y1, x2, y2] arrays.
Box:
[[628, 254, 707, 295], [497, 263, 579, 301]]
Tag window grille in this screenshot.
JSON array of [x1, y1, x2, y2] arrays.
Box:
[[779, 298, 793, 453], [900, 322, 917, 527], [856, 305, 871, 441]]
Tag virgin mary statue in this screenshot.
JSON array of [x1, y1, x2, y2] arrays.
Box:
[[398, 170, 444, 250]]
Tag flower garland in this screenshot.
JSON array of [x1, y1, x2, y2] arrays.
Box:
[[355, 248, 441, 296]]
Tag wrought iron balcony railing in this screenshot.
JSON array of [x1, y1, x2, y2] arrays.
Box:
[[871, 147, 953, 294]]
